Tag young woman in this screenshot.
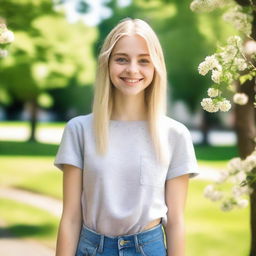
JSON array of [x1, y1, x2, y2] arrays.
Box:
[[54, 18, 199, 256]]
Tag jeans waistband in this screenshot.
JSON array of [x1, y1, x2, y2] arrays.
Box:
[[80, 223, 164, 253]]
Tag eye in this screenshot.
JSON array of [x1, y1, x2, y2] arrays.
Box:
[[115, 57, 128, 63], [139, 58, 150, 64]]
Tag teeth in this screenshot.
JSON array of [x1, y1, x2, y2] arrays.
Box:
[[123, 78, 141, 83]]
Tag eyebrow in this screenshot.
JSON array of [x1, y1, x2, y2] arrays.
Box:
[[113, 53, 150, 57]]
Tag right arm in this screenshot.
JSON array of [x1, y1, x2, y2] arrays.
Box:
[[55, 164, 83, 256]]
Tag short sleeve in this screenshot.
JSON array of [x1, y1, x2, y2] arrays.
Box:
[[166, 125, 199, 180], [54, 120, 84, 171]]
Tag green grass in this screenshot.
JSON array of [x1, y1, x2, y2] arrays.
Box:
[[0, 156, 62, 199], [0, 130, 249, 255], [195, 145, 238, 161], [0, 198, 59, 248], [0, 141, 59, 156], [0, 180, 250, 255], [186, 180, 250, 256]]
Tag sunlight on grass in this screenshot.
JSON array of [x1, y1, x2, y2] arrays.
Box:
[[0, 156, 62, 199], [0, 121, 65, 128], [186, 180, 250, 256], [198, 160, 228, 169], [0, 138, 250, 255], [0, 198, 59, 248]]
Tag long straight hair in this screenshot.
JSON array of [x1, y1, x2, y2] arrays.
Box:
[[92, 18, 169, 165]]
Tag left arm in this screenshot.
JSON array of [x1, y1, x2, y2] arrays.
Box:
[[164, 174, 189, 256]]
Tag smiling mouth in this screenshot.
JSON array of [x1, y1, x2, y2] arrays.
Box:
[[120, 77, 144, 83]]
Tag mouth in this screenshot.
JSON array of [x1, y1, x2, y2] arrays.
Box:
[[120, 77, 144, 85]]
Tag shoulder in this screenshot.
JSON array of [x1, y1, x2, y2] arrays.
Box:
[[162, 116, 191, 137], [66, 113, 93, 129]]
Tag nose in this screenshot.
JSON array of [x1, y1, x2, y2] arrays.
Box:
[[126, 60, 139, 74]]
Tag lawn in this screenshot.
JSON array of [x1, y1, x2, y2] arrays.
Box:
[[0, 174, 250, 255], [186, 179, 249, 256], [0, 156, 62, 198], [0, 198, 59, 248], [0, 123, 249, 255]]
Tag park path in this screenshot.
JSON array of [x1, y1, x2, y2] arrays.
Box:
[[0, 165, 221, 256], [0, 188, 61, 256]]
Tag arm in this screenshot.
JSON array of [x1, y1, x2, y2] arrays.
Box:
[[55, 164, 83, 256], [164, 174, 189, 256]]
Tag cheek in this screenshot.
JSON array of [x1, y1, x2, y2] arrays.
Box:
[[109, 63, 122, 77], [144, 67, 155, 81]]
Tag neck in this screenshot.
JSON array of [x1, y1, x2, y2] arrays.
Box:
[[111, 90, 148, 121]]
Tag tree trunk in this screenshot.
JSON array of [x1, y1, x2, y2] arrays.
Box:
[[251, 186, 256, 256], [233, 1, 256, 254], [28, 98, 38, 142], [234, 79, 256, 256]]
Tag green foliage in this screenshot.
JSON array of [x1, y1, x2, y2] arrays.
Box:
[[239, 69, 256, 84], [0, 0, 97, 106]]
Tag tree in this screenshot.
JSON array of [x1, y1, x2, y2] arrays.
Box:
[[190, 0, 256, 255], [0, 0, 96, 140]]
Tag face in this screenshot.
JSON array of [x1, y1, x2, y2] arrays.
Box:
[[109, 35, 155, 96]]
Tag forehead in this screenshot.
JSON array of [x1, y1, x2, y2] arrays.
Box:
[[111, 35, 150, 55]]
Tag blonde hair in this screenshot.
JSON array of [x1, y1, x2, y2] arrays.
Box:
[[92, 18, 168, 165]]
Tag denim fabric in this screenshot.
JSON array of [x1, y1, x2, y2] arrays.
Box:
[[75, 223, 167, 256]]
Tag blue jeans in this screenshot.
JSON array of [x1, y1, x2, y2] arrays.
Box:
[[75, 223, 167, 256]]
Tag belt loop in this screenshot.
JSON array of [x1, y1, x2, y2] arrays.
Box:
[[134, 234, 140, 253], [97, 234, 104, 253]]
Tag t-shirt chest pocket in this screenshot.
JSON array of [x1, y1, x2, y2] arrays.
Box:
[[140, 155, 166, 188]]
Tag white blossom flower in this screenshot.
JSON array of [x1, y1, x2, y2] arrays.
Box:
[[211, 69, 222, 83], [219, 45, 237, 63], [198, 62, 209, 75], [233, 93, 249, 105], [227, 157, 242, 174], [0, 48, 8, 58], [242, 154, 256, 173], [227, 35, 242, 47], [223, 6, 252, 36], [210, 190, 224, 201], [204, 184, 215, 198], [198, 55, 219, 75], [216, 170, 229, 184], [234, 58, 247, 71], [244, 40, 256, 56], [232, 186, 243, 197], [207, 88, 219, 97], [201, 98, 219, 112], [233, 171, 246, 184], [236, 199, 248, 208], [0, 29, 15, 44], [218, 99, 231, 112], [204, 185, 223, 201], [232, 185, 252, 197]]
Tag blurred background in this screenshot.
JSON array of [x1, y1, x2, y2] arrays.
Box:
[[0, 0, 248, 255]]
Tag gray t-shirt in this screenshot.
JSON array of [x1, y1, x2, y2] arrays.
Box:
[[54, 113, 199, 236]]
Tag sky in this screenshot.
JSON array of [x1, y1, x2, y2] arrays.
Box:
[[54, 0, 131, 26]]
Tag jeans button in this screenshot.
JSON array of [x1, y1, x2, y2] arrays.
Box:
[[120, 240, 125, 246]]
